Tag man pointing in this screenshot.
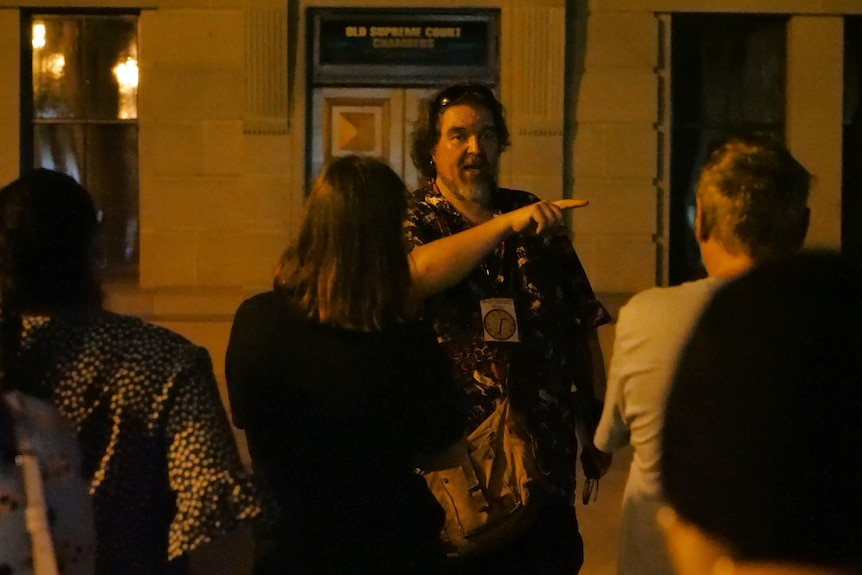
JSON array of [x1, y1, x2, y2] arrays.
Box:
[[406, 83, 610, 575]]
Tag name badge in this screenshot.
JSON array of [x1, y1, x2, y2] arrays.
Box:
[[480, 298, 520, 342]]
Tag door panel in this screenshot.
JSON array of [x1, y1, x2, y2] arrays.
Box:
[[309, 87, 436, 191]]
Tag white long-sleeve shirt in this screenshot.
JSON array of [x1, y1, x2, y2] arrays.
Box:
[[595, 277, 724, 575]]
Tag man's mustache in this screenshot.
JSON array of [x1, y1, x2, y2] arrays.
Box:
[[460, 155, 489, 169]]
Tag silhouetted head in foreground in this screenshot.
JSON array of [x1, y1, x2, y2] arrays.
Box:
[[660, 251, 862, 575]]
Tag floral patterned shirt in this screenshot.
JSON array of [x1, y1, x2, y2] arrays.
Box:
[[405, 183, 611, 500], [13, 312, 260, 575]]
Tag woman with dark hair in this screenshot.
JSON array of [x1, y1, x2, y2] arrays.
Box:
[[0, 169, 260, 575], [226, 155, 467, 575], [0, 168, 98, 575]]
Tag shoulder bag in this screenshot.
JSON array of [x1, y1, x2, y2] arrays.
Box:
[[423, 396, 548, 557]]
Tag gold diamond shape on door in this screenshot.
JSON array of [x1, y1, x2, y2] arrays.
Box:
[[325, 98, 390, 161], [336, 112, 376, 151]]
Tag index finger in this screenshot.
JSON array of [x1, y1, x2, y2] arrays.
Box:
[[552, 199, 589, 210]]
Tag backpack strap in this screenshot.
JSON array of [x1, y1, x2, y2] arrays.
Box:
[[5, 392, 60, 575]]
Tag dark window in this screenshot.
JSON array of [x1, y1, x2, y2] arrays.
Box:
[[24, 13, 139, 279], [670, 14, 787, 284]]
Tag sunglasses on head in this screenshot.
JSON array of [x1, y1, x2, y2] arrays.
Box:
[[431, 84, 498, 117]]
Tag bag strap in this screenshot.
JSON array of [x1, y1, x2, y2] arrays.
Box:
[[6, 392, 60, 575]]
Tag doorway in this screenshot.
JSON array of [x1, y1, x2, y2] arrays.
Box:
[[308, 87, 437, 191], [669, 14, 787, 284]]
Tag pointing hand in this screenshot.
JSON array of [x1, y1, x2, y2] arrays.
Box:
[[508, 199, 589, 236]]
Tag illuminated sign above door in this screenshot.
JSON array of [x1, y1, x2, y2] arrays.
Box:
[[309, 8, 499, 86]]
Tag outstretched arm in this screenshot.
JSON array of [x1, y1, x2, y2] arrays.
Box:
[[409, 199, 588, 299]]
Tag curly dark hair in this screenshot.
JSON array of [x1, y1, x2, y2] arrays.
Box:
[[410, 83, 511, 180]]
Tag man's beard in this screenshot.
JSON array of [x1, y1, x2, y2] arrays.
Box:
[[439, 158, 496, 206]]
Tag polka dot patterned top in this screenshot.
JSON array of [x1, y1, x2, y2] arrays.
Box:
[[14, 311, 260, 575]]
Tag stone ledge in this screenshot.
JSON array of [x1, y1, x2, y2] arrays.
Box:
[[103, 283, 267, 321]]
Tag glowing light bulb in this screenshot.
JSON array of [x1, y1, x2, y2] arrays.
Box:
[[32, 23, 46, 50], [113, 57, 139, 91], [46, 53, 65, 79], [113, 56, 139, 119]]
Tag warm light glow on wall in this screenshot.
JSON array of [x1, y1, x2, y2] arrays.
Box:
[[32, 22, 46, 49]]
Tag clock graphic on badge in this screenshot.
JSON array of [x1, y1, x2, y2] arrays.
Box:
[[483, 308, 517, 340]]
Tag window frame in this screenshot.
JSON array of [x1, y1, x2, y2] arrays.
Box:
[[20, 8, 141, 280]]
